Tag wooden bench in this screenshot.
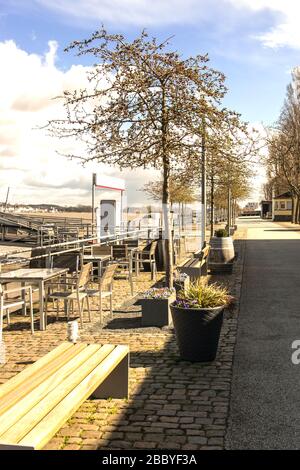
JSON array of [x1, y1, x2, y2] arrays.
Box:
[[177, 245, 210, 279], [0, 342, 129, 450]]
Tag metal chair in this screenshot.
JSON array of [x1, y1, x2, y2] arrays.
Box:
[[135, 241, 158, 280], [0, 284, 34, 334], [85, 263, 118, 324], [45, 262, 92, 328], [112, 245, 134, 294]]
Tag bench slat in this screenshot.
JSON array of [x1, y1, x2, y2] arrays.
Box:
[[0, 344, 119, 447], [0, 343, 87, 415], [0, 342, 72, 401], [0, 344, 101, 439], [17, 345, 129, 450], [177, 258, 191, 268]]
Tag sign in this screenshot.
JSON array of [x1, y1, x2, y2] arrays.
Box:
[[95, 175, 125, 192]]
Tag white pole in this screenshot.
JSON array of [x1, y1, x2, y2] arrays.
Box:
[[201, 121, 206, 248]]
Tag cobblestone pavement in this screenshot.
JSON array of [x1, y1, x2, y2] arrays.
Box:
[[0, 232, 246, 450]]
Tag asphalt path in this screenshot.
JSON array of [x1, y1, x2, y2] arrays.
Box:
[[226, 217, 300, 449]]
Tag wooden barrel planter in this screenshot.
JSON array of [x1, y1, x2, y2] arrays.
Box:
[[208, 236, 235, 273]]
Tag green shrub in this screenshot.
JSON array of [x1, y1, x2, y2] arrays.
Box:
[[174, 281, 233, 309], [214, 228, 228, 237]]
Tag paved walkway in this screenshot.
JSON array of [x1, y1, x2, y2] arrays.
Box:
[[0, 236, 244, 450], [226, 217, 300, 449]]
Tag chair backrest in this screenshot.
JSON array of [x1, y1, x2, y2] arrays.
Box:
[[77, 262, 92, 289], [29, 248, 48, 268], [149, 241, 158, 256], [51, 252, 80, 273], [92, 245, 112, 256], [123, 239, 139, 247], [112, 244, 128, 260], [101, 263, 118, 291]]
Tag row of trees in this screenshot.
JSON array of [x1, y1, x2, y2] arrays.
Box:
[[47, 28, 256, 287], [265, 69, 300, 223]]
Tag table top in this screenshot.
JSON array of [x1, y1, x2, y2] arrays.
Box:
[[0, 268, 69, 281], [83, 254, 112, 261]]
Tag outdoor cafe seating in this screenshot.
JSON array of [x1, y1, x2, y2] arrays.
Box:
[[45, 262, 93, 328], [0, 284, 34, 334]]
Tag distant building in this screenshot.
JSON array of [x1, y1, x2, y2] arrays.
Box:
[[272, 191, 292, 221], [241, 201, 260, 216], [260, 200, 272, 219]]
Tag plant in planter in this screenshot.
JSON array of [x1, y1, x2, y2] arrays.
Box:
[[214, 228, 229, 237], [173, 271, 190, 295], [170, 282, 233, 362], [140, 287, 176, 327]]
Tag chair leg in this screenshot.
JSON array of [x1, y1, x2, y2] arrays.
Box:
[[110, 292, 113, 319], [45, 295, 48, 317], [29, 290, 34, 334], [129, 271, 134, 295], [6, 309, 10, 325], [0, 304, 4, 341], [77, 296, 83, 328], [56, 299, 60, 320], [66, 300, 71, 321], [99, 293, 102, 325], [86, 295, 92, 322]]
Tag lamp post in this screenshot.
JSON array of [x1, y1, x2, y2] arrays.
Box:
[[227, 186, 231, 232], [92, 173, 96, 233], [201, 119, 206, 248]]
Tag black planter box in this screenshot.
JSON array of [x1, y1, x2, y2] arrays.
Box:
[[170, 305, 225, 362], [141, 295, 176, 327]]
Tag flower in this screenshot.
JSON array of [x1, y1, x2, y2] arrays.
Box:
[[141, 287, 176, 299]]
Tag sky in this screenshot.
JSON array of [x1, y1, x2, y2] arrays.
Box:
[[0, 0, 300, 207]]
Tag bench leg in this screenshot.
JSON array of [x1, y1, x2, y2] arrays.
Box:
[[201, 261, 208, 276], [92, 354, 129, 399], [0, 443, 35, 450]]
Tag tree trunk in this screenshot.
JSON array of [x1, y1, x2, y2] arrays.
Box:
[[292, 196, 295, 224], [210, 174, 214, 238], [296, 196, 300, 224], [162, 157, 173, 288], [161, 83, 173, 288]]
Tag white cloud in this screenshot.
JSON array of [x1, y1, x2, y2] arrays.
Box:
[[228, 0, 300, 49], [0, 40, 156, 206], [28, 0, 300, 49], [37, 0, 208, 26]]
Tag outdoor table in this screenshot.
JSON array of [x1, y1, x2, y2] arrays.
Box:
[[0, 268, 69, 331], [82, 254, 112, 280]]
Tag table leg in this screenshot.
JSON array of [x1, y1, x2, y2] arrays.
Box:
[[134, 252, 137, 276], [129, 257, 134, 295], [39, 280, 45, 330], [63, 272, 68, 316], [21, 282, 26, 316]]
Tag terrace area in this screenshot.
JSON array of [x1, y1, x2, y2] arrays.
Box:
[[0, 223, 245, 450]]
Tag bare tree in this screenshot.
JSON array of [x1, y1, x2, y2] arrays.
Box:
[[45, 28, 228, 286], [266, 75, 300, 223]]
